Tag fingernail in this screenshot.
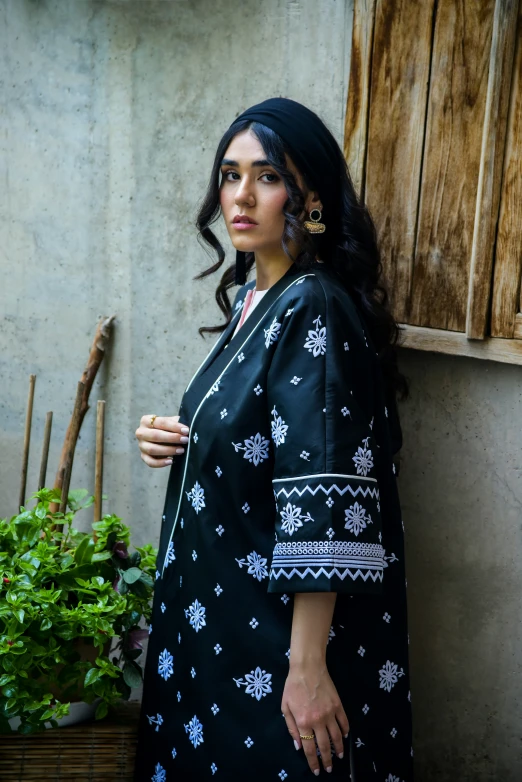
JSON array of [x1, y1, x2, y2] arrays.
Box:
[[181, 426, 189, 434], [294, 739, 299, 751], [314, 771, 320, 777], [326, 767, 332, 774], [175, 448, 184, 454], [180, 436, 189, 443], [344, 733, 349, 738], [337, 752, 344, 759], [165, 459, 173, 464]]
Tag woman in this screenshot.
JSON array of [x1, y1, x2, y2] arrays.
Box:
[[133, 97, 413, 781]]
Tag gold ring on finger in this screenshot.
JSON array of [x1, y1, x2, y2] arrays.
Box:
[[150, 414, 158, 428], [299, 733, 315, 740]]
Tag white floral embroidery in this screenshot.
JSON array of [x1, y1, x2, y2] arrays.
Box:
[[233, 666, 273, 701], [327, 626, 335, 644], [191, 666, 196, 678], [215, 466, 222, 477], [172, 747, 177, 758], [254, 384, 263, 395], [385, 775, 401, 782], [186, 481, 206, 513], [344, 341, 350, 351], [160, 602, 166, 613], [184, 715, 204, 748], [184, 599, 206, 632], [245, 737, 254, 748], [214, 644, 222, 654], [235, 551, 268, 581], [279, 772, 288, 781], [242, 502, 250, 513], [211, 762, 218, 775], [378, 660, 405, 693], [192, 550, 197, 561], [148, 624, 152, 635], [352, 437, 374, 477], [383, 612, 391, 623], [177, 691, 181, 701], [279, 502, 314, 536], [358, 646, 365, 657], [290, 376, 301, 385], [234, 298, 244, 312], [281, 594, 290, 605], [220, 408, 228, 419], [216, 524, 225, 536], [300, 450, 310, 460], [390, 727, 397, 738], [152, 762, 166, 782], [211, 703, 219, 715], [232, 433, 270, 465], [341, 406, 351, 417], [237, 352, 245, 363], [206, 380, 221, 397], [214, 584, 223, 596], [249, 617, 259, 629], [271, 405, 288, 446], [362, 703, 369, 714], [193, 432, 199, 443], [304, 315, 326, 357], [164, 541, 175, 569], [326, 527, 335, 539], [385, 552, 398, 563], [285, 308, 294, 317], [158, 649, 173, 681], [264, 317, 281, 348], [326, 497, 334, 508], [344, 501, 373, 537], [385, 406, 389, 417], [147, 713, 163, 731]]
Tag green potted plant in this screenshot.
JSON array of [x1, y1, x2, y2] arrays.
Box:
[[0, 487, 157, 734]]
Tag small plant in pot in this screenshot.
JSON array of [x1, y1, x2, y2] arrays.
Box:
[[0, 487, 157, 734]]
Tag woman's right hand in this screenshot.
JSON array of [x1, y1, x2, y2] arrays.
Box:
[[135, 414, 190, 468]]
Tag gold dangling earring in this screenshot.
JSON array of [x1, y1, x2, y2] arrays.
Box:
[[303, 208, 326, 234]]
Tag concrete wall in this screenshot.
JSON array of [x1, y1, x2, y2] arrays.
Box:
[[1, 1, 520, 779]]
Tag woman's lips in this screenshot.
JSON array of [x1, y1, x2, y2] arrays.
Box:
[[232, 222, 258, 229]]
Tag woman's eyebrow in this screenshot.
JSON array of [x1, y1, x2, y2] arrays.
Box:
[[220, 158, 271, 167]]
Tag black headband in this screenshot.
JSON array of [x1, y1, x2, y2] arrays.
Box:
[[227, 97, 343, 284]]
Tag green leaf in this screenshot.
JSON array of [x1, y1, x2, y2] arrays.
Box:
[[40, 617, 52, 632], [122, 661, 142, 689], [122, 568, 142, 585], [138, 572, 154, 588], [91, 552, 112, 563], [13, 608, 25, 624], [0, 675, 14, 687], [84, 667, 103, 687], [95, 700, 108, 720]]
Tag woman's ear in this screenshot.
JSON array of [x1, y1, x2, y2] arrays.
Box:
[[305, 190, 323, 213]]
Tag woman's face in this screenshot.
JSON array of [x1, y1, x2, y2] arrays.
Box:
[[219, 128, 313, 260]]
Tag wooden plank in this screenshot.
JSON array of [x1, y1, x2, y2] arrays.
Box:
[[490, 3, 522, 337], [466, 0, 520, 338], [411, 0, 496, 332], [363, 0, 434, 323], [398, 323, 522, 365], [344, 0, 377, 199], [514, 313, 522, 339]]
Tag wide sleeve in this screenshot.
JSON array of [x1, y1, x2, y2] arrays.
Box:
[[266, 278, 385, 595]]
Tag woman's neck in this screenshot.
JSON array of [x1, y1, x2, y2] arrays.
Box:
[[254, 255, 294, 292]]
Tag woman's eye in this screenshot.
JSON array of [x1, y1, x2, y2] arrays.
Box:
[[221, 171, 278, 183]]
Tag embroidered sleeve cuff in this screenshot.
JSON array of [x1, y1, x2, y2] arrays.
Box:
[[267, 473, 385, 595]]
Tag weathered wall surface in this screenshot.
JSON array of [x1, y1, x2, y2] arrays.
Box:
[[1, 1, 520, 779]]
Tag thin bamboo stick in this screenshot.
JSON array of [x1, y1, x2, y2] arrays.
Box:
[[38, 411, 53, 491], [94, 400, 106, 530], [19, 374, 36, 511]]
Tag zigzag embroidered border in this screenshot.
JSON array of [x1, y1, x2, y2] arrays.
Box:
[[274, 482, 380, 501], [269, 566, 384, 583]]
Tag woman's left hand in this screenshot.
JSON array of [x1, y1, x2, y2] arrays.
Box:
[[281, 660, 350, 776]]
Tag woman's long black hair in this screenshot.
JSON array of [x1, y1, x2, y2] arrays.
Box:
[[193, 119, 409, 402]]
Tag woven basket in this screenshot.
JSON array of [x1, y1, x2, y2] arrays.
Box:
[[0, 700, 140, 782]]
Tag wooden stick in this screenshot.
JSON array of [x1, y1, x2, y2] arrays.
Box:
[[53, 316, 115, 499], [19, 374, 36, 512], [58, 381, 85, 517], [94, 400, 106, 531], [38, 411, 53, 491]]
